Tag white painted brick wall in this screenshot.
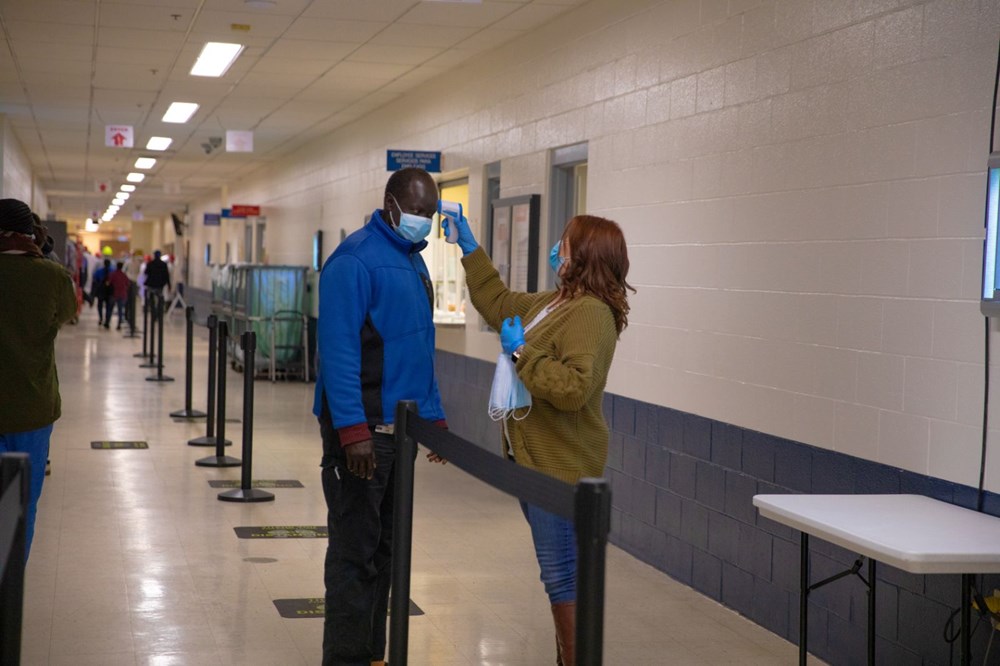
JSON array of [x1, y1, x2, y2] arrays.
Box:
[[184, 0, 1000, 489]]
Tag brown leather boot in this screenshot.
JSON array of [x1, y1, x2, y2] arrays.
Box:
[[551, 601, 576, 666]]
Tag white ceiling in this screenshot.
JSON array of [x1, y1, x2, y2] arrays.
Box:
[[0, 0, 583, 228]]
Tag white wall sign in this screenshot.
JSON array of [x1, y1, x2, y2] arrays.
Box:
[[105, 125, 134, 148]]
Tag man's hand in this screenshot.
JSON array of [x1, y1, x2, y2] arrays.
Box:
[[426, 451, 447, 465], [345, 439, 376, 479]]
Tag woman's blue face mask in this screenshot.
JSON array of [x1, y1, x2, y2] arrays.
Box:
[[549, 241, 566, 275]]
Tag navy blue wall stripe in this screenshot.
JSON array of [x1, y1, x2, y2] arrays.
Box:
[[435, 349, 1000, 665]]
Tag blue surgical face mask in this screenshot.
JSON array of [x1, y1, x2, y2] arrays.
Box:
[[389, 194, 432, 243], [549, 241, 566, 274]]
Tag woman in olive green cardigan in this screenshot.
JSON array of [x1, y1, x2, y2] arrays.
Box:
[[448, 212, 633, 665]]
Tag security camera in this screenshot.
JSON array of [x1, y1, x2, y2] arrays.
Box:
[[201, 142, 212, 154], [209, 136, 223, 148]]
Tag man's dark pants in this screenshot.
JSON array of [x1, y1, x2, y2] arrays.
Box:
[[319, 403, 397, 666]]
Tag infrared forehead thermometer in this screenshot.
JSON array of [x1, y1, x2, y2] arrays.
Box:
[[438, 200, 462, 244]]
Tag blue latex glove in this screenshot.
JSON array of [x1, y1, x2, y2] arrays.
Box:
[[500, 316, 525, 354], [441, 213, 479, 256]]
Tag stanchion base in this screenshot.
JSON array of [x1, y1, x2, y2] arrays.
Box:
[[188, 436, 232, 447], [139, 361, 157, 368], [218, 488, 275, 503], [170, 409, 207, 418], [133, 352, 149, 358], [146, 375, 175, 382], [195, 455, 241, 467]]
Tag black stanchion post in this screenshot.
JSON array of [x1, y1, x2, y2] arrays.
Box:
[[0, 453, 29, 666], [140, 293, 157, 368], [196, 320, 241, 467], [388, 400, 418, 666], [134, 293, 149, 357], [147, 293, 174, 382], [575, 478, 610, 666], [171, 306, 206, 417], [189, 316, 229, 446], [219, 332, 274, 503]]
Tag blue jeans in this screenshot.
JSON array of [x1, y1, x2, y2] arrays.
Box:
[[521, 502, 577, 604], [0, 424, 53, 559]]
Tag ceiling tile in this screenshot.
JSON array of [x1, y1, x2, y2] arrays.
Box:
[[346, 44, 443, 66], [397, 2, 521, 28], [261, 39, 356, 61], [189, 9, 296, 39], [284, 17, 386, 43], [97, 45, 176, 67], [301, 0, 419, 22], [367, 22, 478, 48], [489, 2, 570, 30], [12, 42, 91, 63], [5, 21, 95, 47], [97, 27, 185, 51], [0, 1, 97, 25], [238, 68, 318, 89], [98, 2, 191, 31]]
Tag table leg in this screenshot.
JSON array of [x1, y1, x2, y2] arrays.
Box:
[[868, 559, 876, 665], [800, 533, 809, 666], [961, 573, 972, 666]]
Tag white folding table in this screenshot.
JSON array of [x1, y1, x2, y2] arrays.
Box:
[[753, 494, 1000, 665]]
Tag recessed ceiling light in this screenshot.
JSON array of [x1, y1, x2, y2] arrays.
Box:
[[112, 197, 125, 206], [118, 192, 130, 200], [134, 157, 156, 169], [120, 184, 136, 192], [162, 102, 199, 124], [244, 0, 277, 8], [190, 42, 244, 77], [146, 136, 173, 151], [126, 172, 145, 183]]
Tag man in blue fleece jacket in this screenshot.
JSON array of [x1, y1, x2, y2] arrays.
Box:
[[313, 167, 447, 666]]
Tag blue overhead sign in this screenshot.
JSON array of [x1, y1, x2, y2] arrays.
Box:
[[204, 213, 221, 226], [387, 150, 441, 172]]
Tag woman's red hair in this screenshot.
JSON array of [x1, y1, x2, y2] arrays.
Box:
[[557, 215, 635, 335]]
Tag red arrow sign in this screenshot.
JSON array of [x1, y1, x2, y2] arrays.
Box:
[[112, 132, 126, 147]]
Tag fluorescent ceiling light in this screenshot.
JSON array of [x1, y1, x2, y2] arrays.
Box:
[[112, 197, 125, 206], [120, 184, 136, 192], [126, 172, 145, 183], [162, 102, 199, 124], [118, 192, 130, 200], [190, 42, 244, 77], [107, 206, 120, 213], [146, 136, 172, 151], [134, 157, 156, 169]]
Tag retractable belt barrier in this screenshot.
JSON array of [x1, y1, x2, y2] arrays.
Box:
[[389, 401, 610, 666], [170, 306, 207, 418], [0, 453, 29, 665], [146, 292, 174, 383]]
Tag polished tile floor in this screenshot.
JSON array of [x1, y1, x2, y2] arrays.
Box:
[[21, 305, 821, 665]]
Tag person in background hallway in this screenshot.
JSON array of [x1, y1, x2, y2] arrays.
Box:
[[109, 261, 130, 330], [313, 167, 448, 666], [92, 258, 113, 329], [0, 198, 76, 558], [444, 212, 634, 665], [144, 249, 170, 298]]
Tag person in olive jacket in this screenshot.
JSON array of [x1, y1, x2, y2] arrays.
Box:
[[0, 198, 76, 559]]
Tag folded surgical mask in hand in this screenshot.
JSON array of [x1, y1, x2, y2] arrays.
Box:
[[489, 353, 531, 421]]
